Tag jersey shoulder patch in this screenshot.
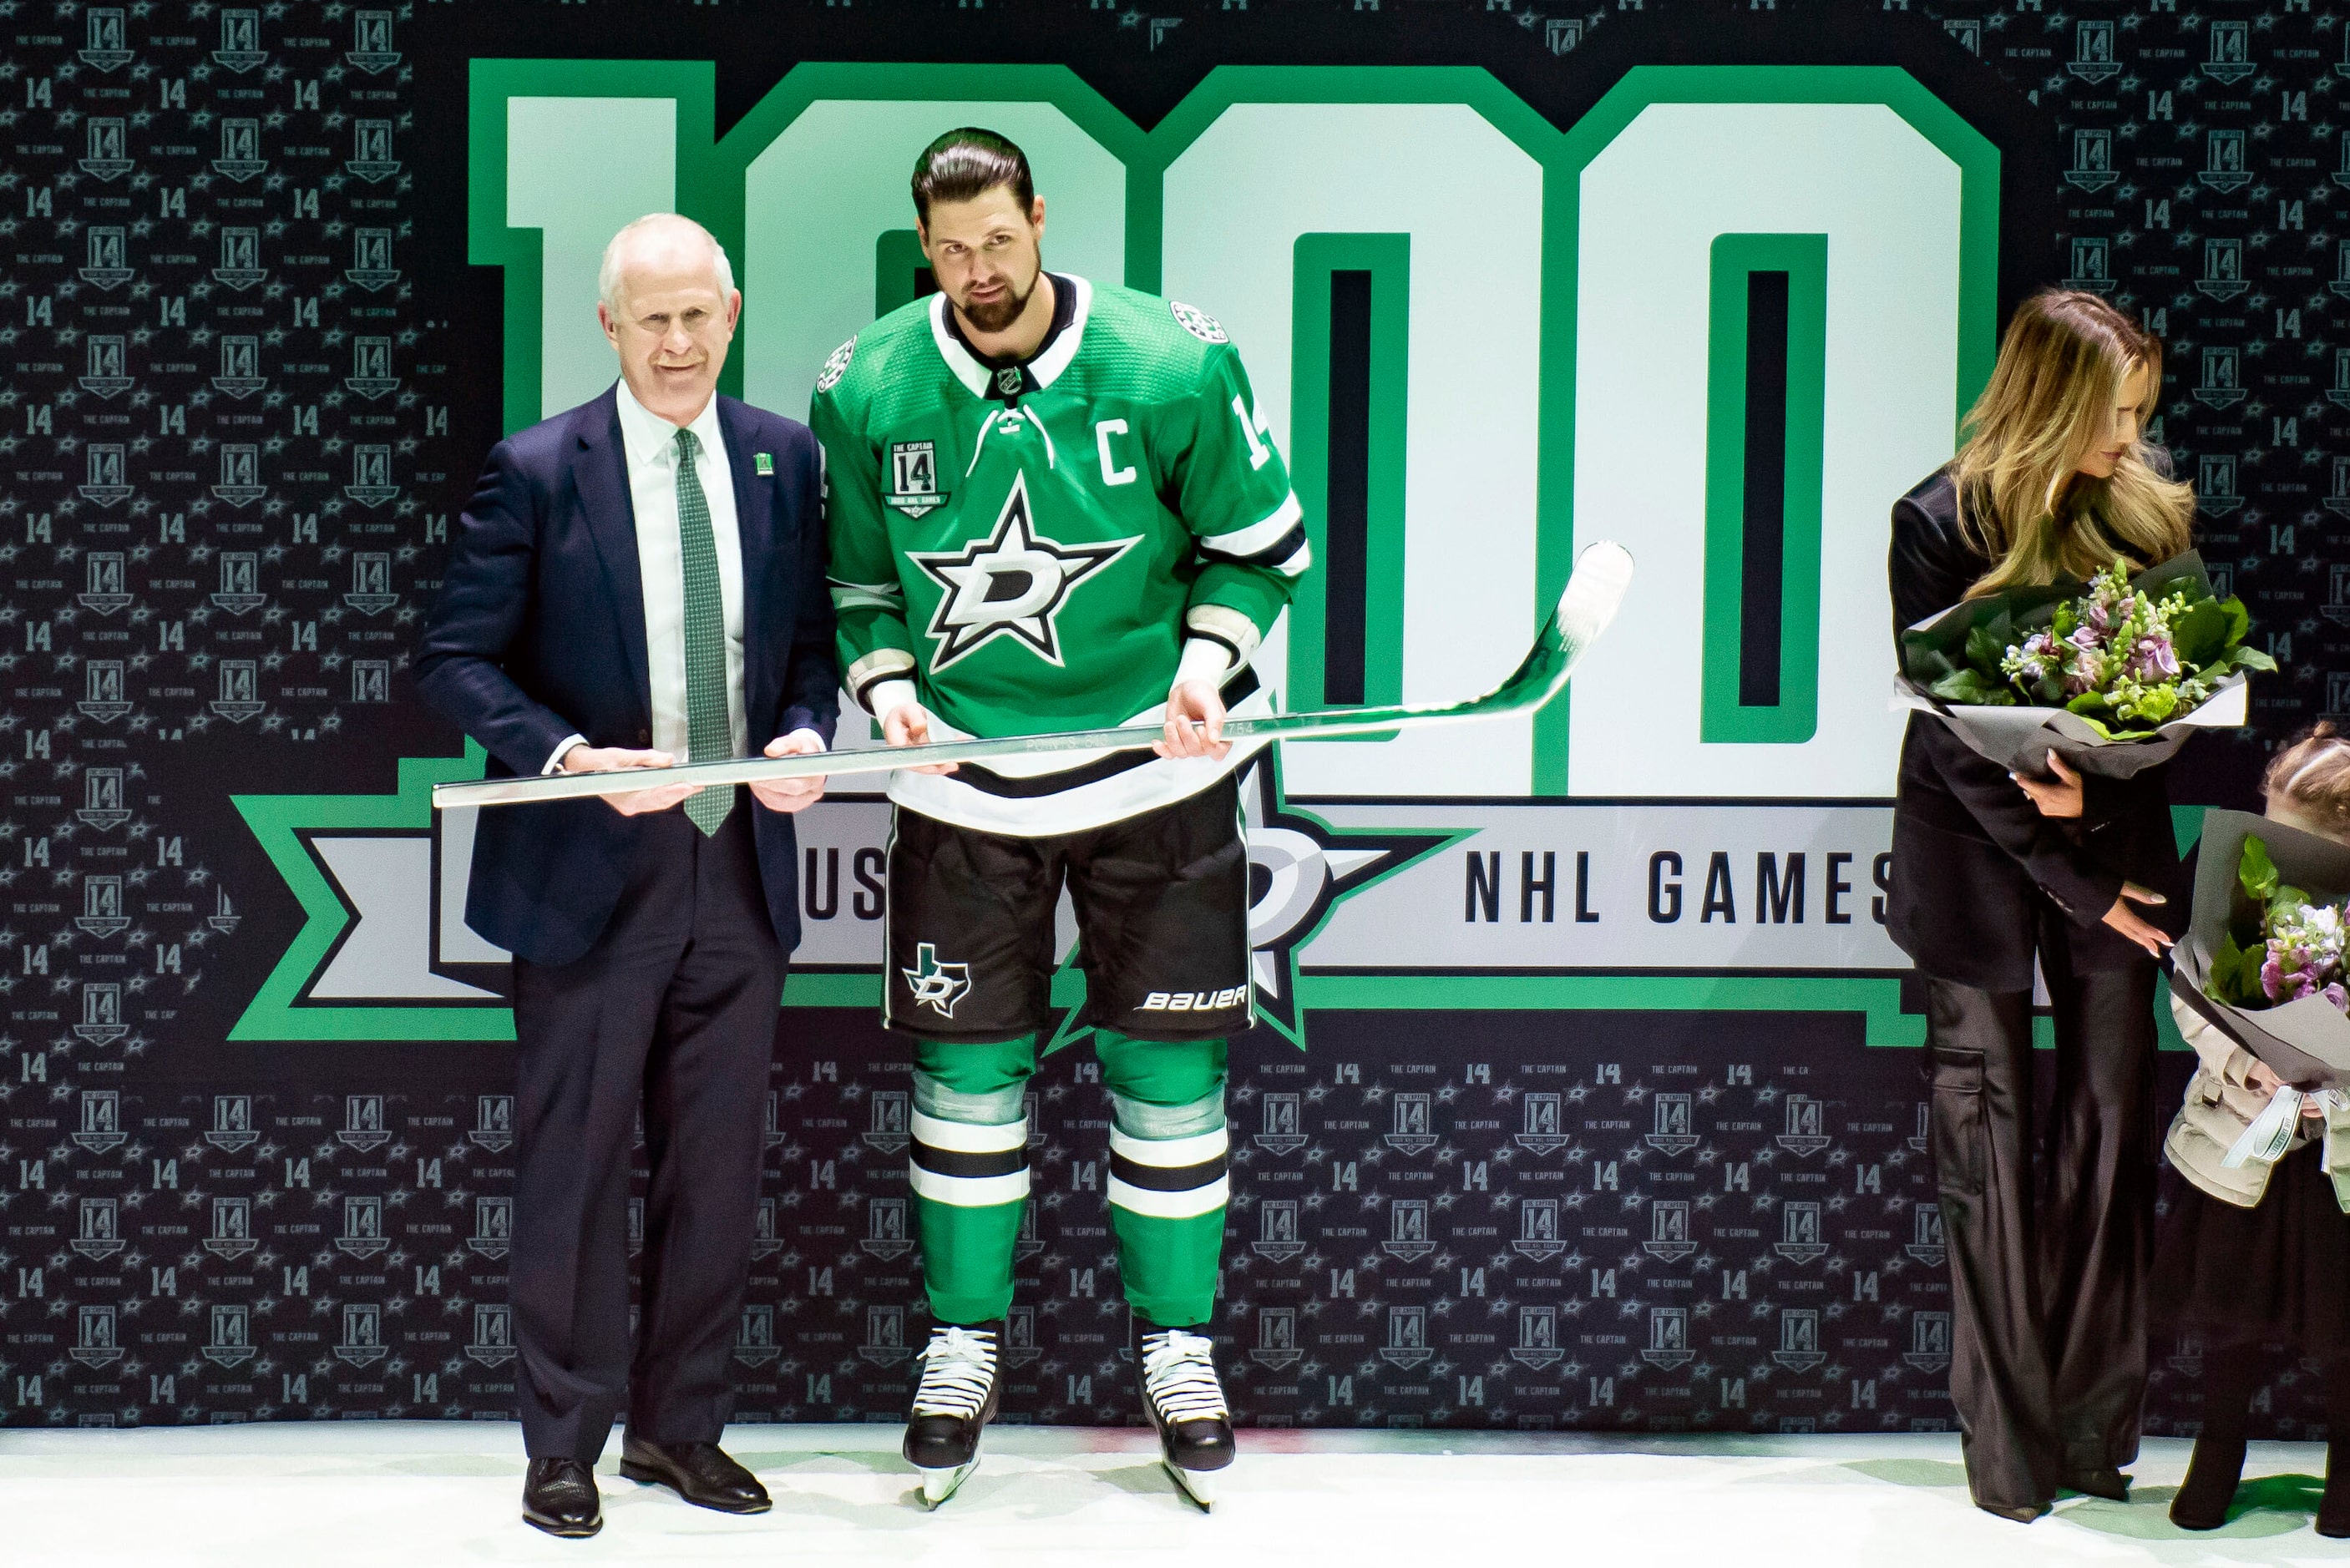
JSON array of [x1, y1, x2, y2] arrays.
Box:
[[1167, 300, 1228, 344], [814, 336, 857, 394]]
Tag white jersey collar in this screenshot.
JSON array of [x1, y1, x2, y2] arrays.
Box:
[[928, 274, 1092, 399]]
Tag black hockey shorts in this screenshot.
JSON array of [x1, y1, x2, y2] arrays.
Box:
[[884, 775, 1251, 1043]]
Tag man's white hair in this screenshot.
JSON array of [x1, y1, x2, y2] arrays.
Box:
[[597, 213, 736, 311]]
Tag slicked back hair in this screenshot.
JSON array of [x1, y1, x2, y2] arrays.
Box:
[[912, 128, 1035, 223]]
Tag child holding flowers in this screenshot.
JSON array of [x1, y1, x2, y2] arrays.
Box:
[[2156, 722, 2350, 1535], [1888, 289, 2193, 1522]]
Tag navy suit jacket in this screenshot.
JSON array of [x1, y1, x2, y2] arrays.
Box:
[[415, 387, 838, 967]]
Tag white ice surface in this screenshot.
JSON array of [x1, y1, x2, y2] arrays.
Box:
[[1, 1424, 2344, 1566]]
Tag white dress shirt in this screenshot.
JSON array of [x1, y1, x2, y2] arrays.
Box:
[[545, 382, 748, 771]]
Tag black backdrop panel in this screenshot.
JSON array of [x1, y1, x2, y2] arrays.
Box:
[[2, 0, 2340, 1439]]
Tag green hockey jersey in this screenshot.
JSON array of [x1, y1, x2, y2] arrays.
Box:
[[812, 275, 1308, 835]]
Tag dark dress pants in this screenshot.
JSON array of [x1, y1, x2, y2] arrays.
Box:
[[1926, 924, 2155, 1511], [509, 791, 783, 1460]]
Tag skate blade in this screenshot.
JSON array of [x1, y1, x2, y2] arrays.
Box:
[[918, 1459, 979, 1509], [1163, 1459, 1217, 1512]]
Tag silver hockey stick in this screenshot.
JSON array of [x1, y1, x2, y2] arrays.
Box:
[[430, 539, 1634, 811]]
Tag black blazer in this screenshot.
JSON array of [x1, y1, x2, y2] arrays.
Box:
[[1885, 468, 2181, 989], [414, 387, 838, 967]]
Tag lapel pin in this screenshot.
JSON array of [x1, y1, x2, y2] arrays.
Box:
[[754, 452, 774, 477]]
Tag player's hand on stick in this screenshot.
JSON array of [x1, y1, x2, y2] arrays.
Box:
[[562, 745, 698, 816], [1157, 679, 1230, 761], [751, 729, 828, 813], [883, 701, 958, 774], [2011, 750, 2085, 818]]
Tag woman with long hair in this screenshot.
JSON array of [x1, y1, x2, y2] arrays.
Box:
[[1887, 289, 2194, 1521]]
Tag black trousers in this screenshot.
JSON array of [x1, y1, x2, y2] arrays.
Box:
[[509, 792, 783, 1460], [1926, 941, 2156, 1510]]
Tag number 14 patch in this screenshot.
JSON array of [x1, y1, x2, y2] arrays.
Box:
[[884, 440, 948, 518]]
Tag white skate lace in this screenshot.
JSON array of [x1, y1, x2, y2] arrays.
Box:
[[911, 1325, 998, 1419], [1141, 1328, 1228, 1423]]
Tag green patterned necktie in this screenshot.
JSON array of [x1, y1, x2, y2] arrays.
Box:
[[673, 425, 733, 835]]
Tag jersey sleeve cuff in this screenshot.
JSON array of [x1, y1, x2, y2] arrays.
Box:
[[1182, 603, 1262, 667], [1174, 637, 1236, 689], [864, 678, 920, 724]]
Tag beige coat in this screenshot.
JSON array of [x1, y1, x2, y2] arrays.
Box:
[[2164, 992, 2350, 1209]]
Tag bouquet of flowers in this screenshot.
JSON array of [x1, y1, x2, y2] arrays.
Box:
[[2171, 808, 2350, 1092], [1897, 552, 2271, 776]]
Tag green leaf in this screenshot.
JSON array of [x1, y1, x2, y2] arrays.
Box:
[[1964, 622, 2007, 675], [1929, 668, 2013, 706], [2064, 690, 2109, 716], [2171, 597, 2230, 669], [2220, 594, 2251, 649], [2229, 645, 2279, 675], [2239, 834, 2279, 903]]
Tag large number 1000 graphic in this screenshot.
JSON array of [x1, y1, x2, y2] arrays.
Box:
[[229, 64, 2000, 1044]]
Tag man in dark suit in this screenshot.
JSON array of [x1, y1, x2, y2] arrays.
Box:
[[415, 213, 836, 1540]]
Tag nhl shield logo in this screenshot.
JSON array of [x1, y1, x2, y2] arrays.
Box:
[[73, 1197, 124, 1261], [1646, 1092, 1699, 1156], [1643, 1199, 1695, 1262], [1253, 1199, 1304, 1262], [1512, 1197, 1565, 1262], [1516, 1092, 1569, 1155], [73, 1089, 124, 1151], [858, 1305, 910, 1367], [73, 1306, 123, 1368], [1774, 1201, 1827, 1263], [884, 441, 949, 518], [736, 1305, 781, 1368], [1384, 1198, 1436, 1262], [468, 1303, 517, 1368], [337, 1303, 387, 1368], [1254, 1093, 1306, 1155], [206, 1196, 257, 1261], [1905, 1202, 1947, 1267], [1512, 1305, 1563, 1370], [1385, 1092, 1437, 1156], [1772, 1308, 1824, 1373], [863, 1090, 910, 1155], [1380, 1305, 1431, 1369], [468, 1197, 513, 1261], [1775, 1095, 1831, 1156], [208, 1094, 258, 1153], [338, 1094, 391, 1151], [1252, 1307, 1302, 1371], [338, 1196, 389, 1260], [1902, 1311, 1952, 1374], [862, 1196, 914, 1260], [204, 1304, 256, 1368], [1643, 1306, 1694, 1369]]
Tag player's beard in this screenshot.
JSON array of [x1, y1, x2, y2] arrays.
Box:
[[957, 268, 1036, 335]]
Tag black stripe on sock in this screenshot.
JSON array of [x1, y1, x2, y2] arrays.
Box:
[[1108, 1151, 1228, 1193], [912, 1143, 1030, 1181]]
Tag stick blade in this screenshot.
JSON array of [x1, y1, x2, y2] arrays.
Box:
[[1555, 540, 1635, 657]]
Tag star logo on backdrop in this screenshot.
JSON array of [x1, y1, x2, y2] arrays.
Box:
[[908, 472, 1137, 670]]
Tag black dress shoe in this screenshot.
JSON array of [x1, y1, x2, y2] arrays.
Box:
[[619, 1435, 772, 1514], [1975, 1499, 2049, 1525], [523, 1458, 604, 1539]]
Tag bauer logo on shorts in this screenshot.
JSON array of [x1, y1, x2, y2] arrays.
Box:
[[884, 440, 947, 518], [902, 942, 971, 1018], [1168, 301, 1228, 343], [1141, 986, 1248, 1012]]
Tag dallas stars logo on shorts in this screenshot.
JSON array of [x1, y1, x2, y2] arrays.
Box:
[[907, 472, 1137, 670], [901, 943, 972, 1019]]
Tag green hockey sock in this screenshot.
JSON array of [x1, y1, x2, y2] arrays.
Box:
[[1097, 1032, 1229, 1327], [909, 1034, 1037, 1325]]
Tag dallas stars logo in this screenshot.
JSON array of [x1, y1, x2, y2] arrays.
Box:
[[901, 943, 972, 1019], [907, 472, 1137, 670]]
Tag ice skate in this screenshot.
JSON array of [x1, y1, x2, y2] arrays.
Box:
[[1137, 1323, 1234, 1510], [904, 1321, 1003, 1508]]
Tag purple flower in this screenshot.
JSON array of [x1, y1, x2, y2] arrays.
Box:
[[2325, 984, 2349, 1014]]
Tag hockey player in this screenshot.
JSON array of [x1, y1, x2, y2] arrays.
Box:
[[810, 128, 1307, 1510]]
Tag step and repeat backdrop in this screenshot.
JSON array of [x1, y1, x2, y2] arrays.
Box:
[[4, 0, 2344, 1437]]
